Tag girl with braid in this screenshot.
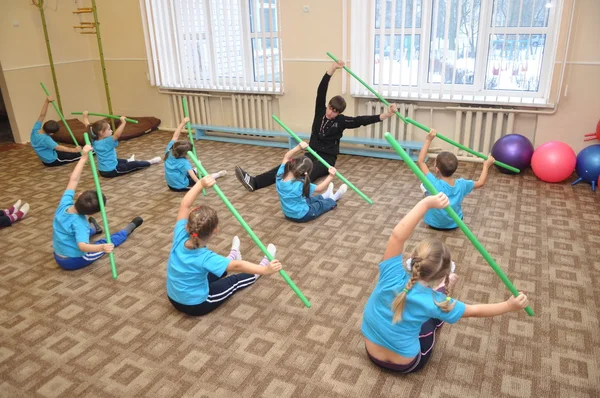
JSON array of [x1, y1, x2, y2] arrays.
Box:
[[361, 193, 530, 373], [166, 175, 282, 316], [276, 141, 347, 223]]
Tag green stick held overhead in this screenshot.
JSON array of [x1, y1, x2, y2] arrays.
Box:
[[72, 112, 138, 124], [181, 97, 206, 196], [272, 115, 373, 205], [187, 151, 311, 308], [84, 132, 118, 279], [40, 82, 79, 147], [383, 132, 533, 316], [325, 52, 520, 174]]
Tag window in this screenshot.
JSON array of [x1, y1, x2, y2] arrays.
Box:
[[140, 0, 283, 93], [351, 0, 562, 105]]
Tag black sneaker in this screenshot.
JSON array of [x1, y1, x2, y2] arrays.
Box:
[[131, 217, 144, 229], [235, 166, 256, 192], [88, 216, 102, 235]]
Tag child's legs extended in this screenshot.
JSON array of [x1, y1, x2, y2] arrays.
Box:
[[253, 165, 280, 190], [56, 151, 82, 162], [115, 159, 151, 176], [293, 195, 337, 223], [184, 273, 258, 316], [0, 211, 12, 228], [55, 229, 130, 270]]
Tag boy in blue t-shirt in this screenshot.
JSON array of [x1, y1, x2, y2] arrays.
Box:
[[31, 97, 82, 167], [52, 145, 143, 271], [417, 130, 495, 230]]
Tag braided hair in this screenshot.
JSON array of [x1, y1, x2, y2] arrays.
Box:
[[187, 205, 219, 248], [391, 238, 455, 323]]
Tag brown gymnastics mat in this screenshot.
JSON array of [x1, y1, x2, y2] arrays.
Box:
[[53, 116, 161, 145]]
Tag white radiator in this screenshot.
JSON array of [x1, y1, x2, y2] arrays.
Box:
[[364, 101, 416, 141], [453, 108, 515, 159], [170, 93, 212, 124], [231, 94, 274, 130]]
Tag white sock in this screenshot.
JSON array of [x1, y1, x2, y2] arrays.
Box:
[[322, 182, 334, 200], [228, 236, 242, 260], [127, 154, 136, 162], [332, 184, 348, 201], [212, 170, 227, 179], [148, 156, 162, 165], [256, 244, 276, 278]]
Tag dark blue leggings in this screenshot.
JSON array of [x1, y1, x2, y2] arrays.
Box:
[[53, 229, 129, 270], [287, 195, 337, 223]]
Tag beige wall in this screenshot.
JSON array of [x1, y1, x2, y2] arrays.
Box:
[[1, 0, 599, 154]]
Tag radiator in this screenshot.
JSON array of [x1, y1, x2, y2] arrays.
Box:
[[231, 94, 274, 130], [170, 93, 212, 124], [453, 108, 515, 158], [364, 101, 416, 141]]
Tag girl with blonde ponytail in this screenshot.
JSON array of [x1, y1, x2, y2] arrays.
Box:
[[275, 141, 348, 223], [362, 193, 530, 373]]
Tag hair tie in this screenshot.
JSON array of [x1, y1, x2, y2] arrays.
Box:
[[403, 288, 409, 293], [304, 172, 308, 176], [191, 232, 198, 238], [406, 258, 456, 273], [289, 158, 294, 163], [445, 296, 451, 302]]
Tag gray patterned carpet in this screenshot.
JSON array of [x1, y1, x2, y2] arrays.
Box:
[[0, 131, 598, 397]]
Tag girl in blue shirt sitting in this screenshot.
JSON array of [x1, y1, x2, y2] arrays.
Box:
[[276, 141, 348, 223], [167, 175, 282, 316], [164, 117, 227, 191], [362, 193, 530, 373], [86, 113, 162, 178]]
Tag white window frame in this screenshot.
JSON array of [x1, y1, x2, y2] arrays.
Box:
[[139, 0, 283, 94], [352, 0, 564, 106]]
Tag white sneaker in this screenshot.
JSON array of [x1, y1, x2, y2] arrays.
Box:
[[333, 184, 348, 201], [266, 243, 276, 259], [19, 203, 30, 217], [11, 200, 22, 214], [149, 156, 162, 165], [127, 154, 136, 162], [420, 183, 429, 197], [212, 170, 228, 179]]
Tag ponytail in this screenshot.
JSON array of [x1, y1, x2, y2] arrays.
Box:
[[302, 172, 311, 197]]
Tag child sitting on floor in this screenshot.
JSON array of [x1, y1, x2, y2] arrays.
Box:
[[276, 141, 347, 223], [166, 175, 282, 316], [164, 116, 226, 191], [52, 145, 143, 270], [362, 193, 529, 373], [417, 130, 495, 230]]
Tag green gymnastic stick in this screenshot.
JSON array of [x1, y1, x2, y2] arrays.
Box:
[[383, 132, 534, 316], [272, 115, 373, 205], [71, 112, 138, 124], [40, 82, 80, 147], [187, 151, 311, 308], [84, 132, 118, 279], [181, 97, 205, 196], [325, 52, 520, 174]]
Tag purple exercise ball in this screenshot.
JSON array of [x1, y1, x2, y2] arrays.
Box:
[[490, 134, 535, 174]]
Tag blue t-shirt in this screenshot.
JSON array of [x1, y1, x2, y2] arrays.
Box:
[[362, 254, 465, 358], [423, 173, 475, 229], [53, 190, 92, 258], [92, 137, 119, 172], [164, 141, 193, 189], [166, 219, 231, 305], [275, 164, 317, 219], [30, 121, 58, 163]]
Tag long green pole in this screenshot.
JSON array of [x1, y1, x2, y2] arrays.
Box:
[[272, 115, 373, 205], [71, 112, 138, 124], [36, 0, 63, 114], [84, 133, 118, 279], [91, 0, 114, 131], [384, 132, 533, 316], [181, 97, 205, 196], [326, 52, 520, 174], [187, 152, 311, 308], [41, 82, 79, 147], [181, 98, 197, 157]]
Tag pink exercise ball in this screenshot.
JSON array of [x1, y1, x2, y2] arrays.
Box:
[[531, 141, 576, 183]]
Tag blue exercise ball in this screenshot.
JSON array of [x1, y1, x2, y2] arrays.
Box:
[[573, 144, 600, 191], [490, 134, 534, 175]]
